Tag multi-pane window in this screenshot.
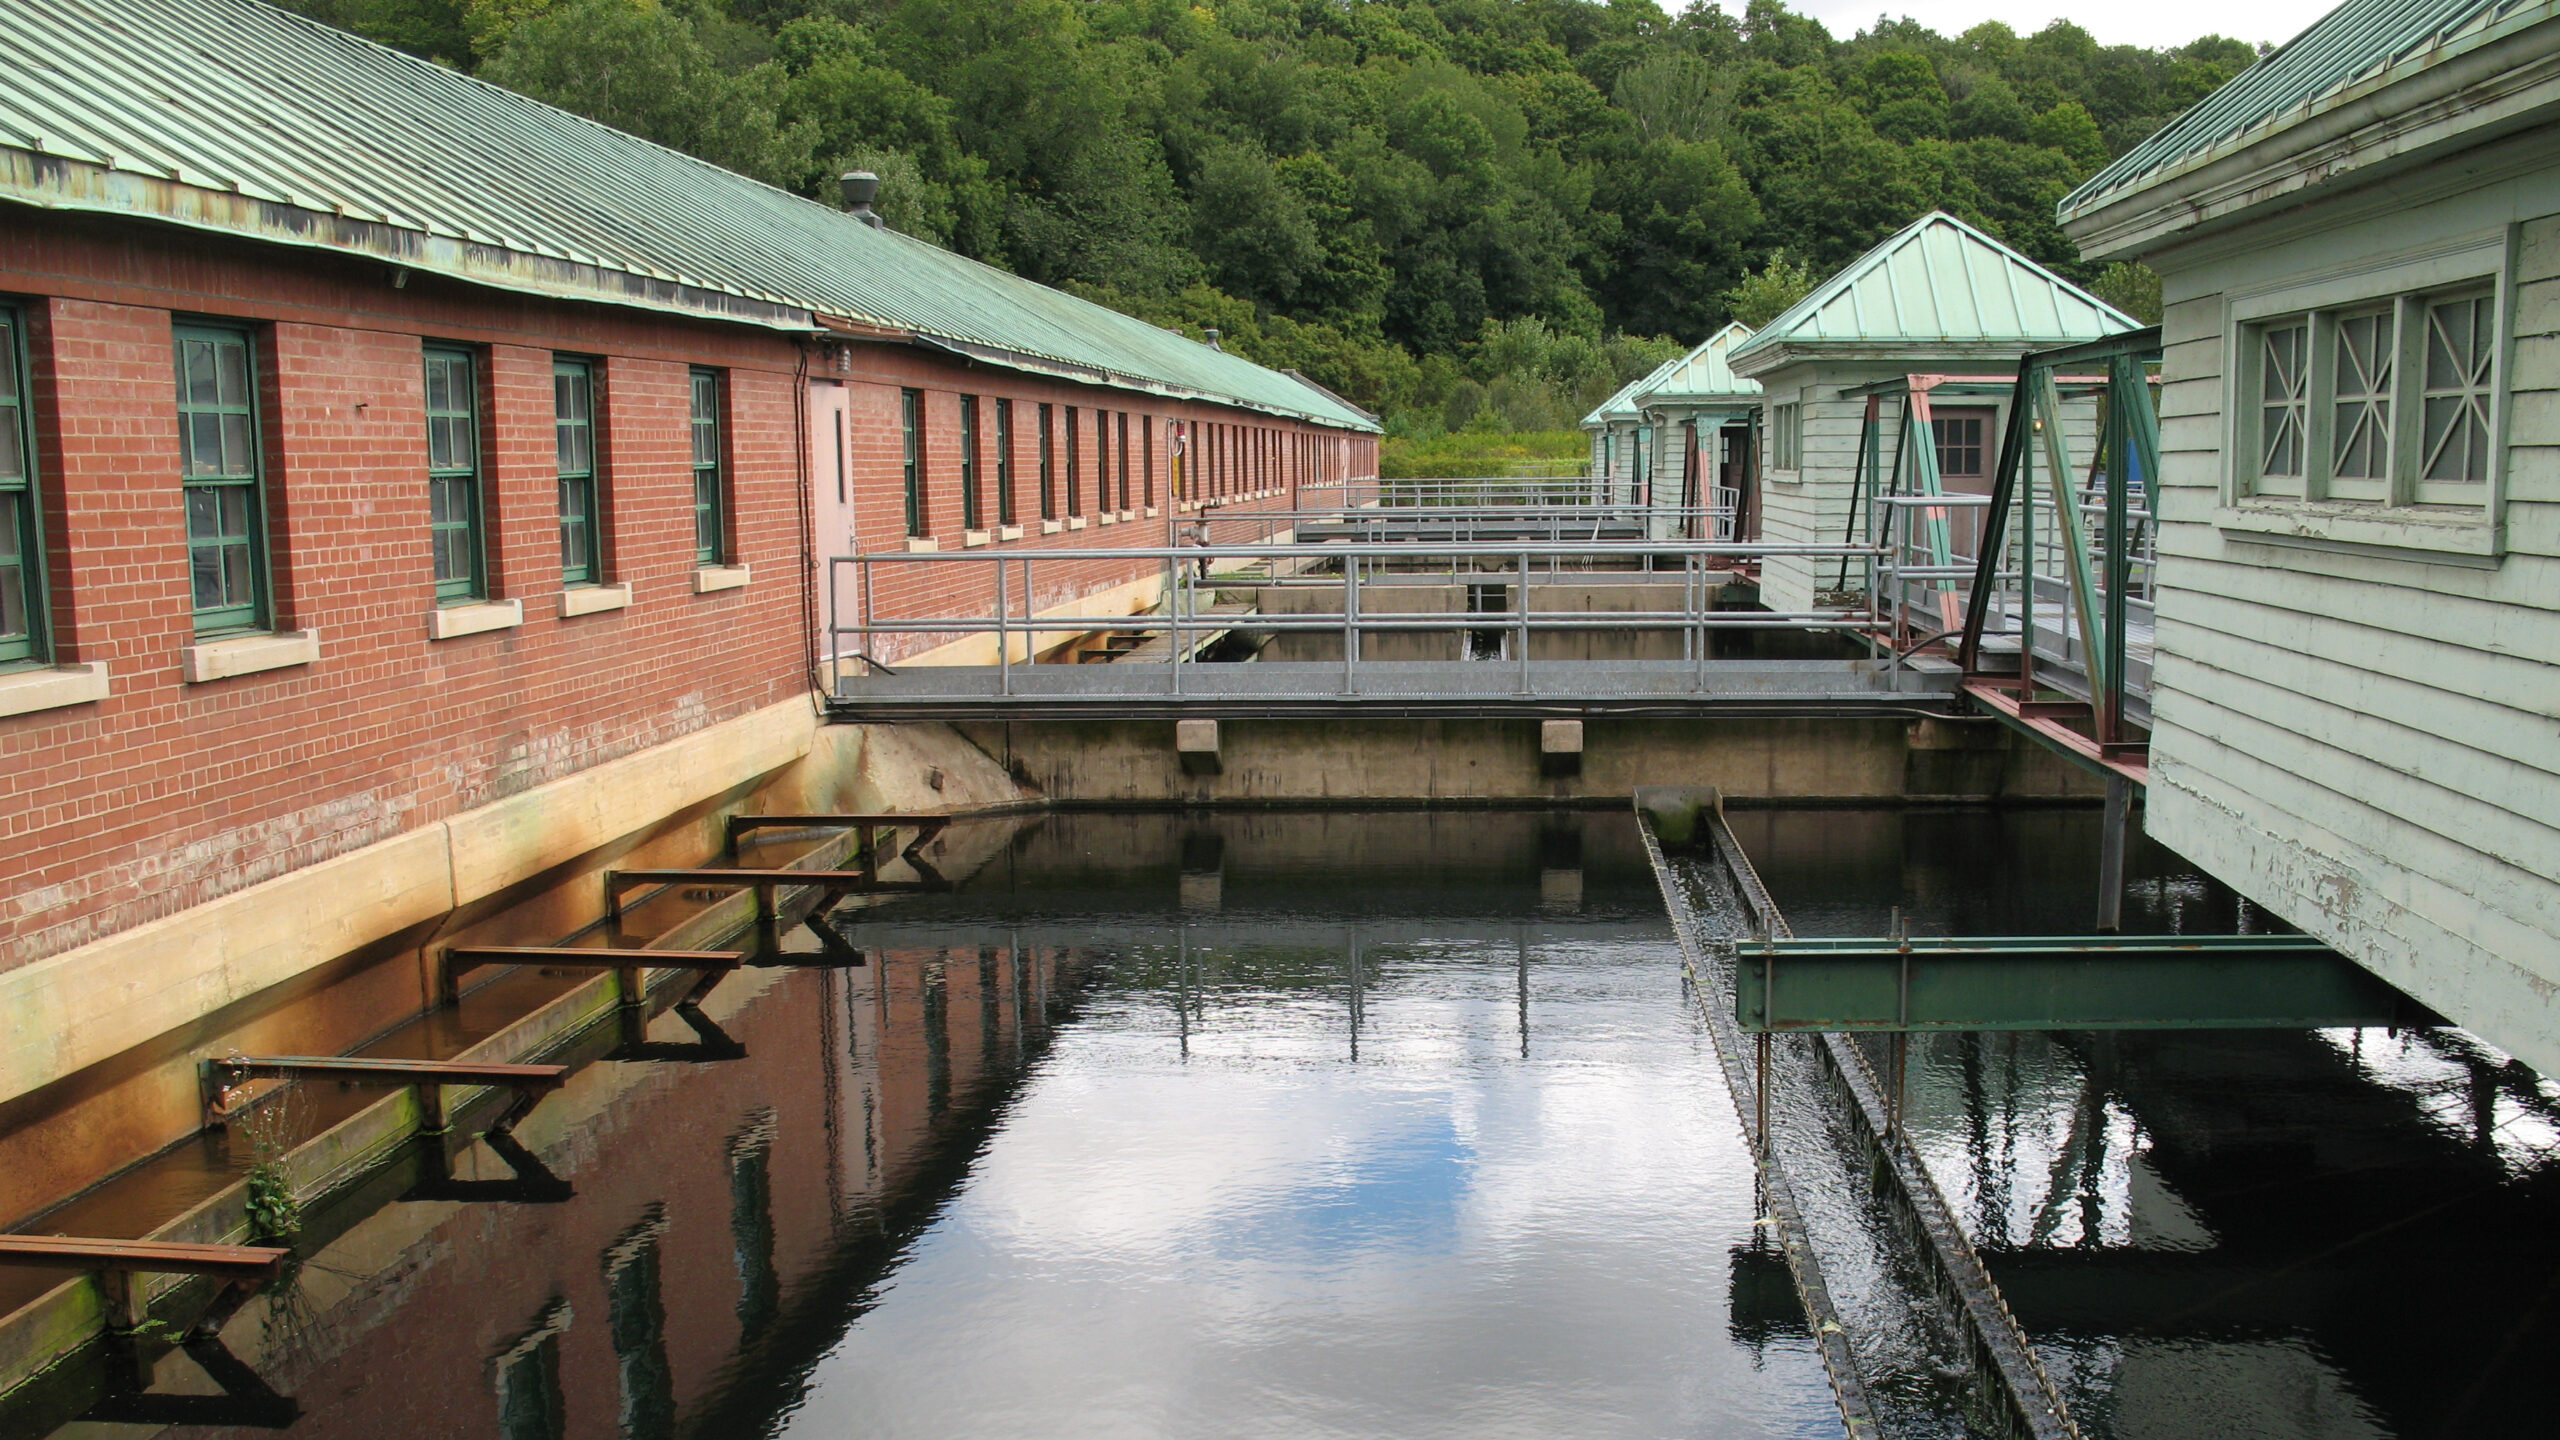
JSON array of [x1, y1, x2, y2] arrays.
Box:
[[1770, 402, 1800, 471], [995, 398, 1016, 526], [1116, 412, 1131, 511], [1142, 416, 1156, 508], [901, 388, 925, 537], [0, 306, 43, 666], [423, 346, 483, 601], [1065, 408, 1082, 516], [960, 395, 982, 531], [1038, 403, 1056, 520], [2242, 283, 2500, 507], [555, 359, 601, 585], [175, 324, 267, 634], [1930, 414, 1986, 480], [2330, 309, 2393, 497], [2256, 322, 2308, 483], [689, 370, 726, 563], [2420, 291, 2496, 498]]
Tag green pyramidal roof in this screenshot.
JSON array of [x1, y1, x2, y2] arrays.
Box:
[[2063, 0, 2560, 222], [1632, 324, 1762, 406], [0, 0, 1375, 431], [1727, 212, 2135, 372], [1580, 354, 1687, 428]]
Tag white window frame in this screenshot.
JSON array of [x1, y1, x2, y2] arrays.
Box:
[[2221, 229, 2513, 560], [1769, 399, 1801, 473]]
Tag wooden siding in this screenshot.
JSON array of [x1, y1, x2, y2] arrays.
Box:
[[2142, 182, 2560, 1075]]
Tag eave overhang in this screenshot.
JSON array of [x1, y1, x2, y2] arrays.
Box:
[[2059, 16, 2560, 262]]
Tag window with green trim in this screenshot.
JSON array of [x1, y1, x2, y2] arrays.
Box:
[[959, 394, 982, 531], [995, 398, 1016, 526], [900, 388, 925, 537], [0, 305, 45, 666], [424, 346, 484, 602], [555, 358, 600, 586], [1038, 403, 1055, 520], [175, 324, 268, 635], [689, 369, 727, 563], [1065, 408, 1082, 516]]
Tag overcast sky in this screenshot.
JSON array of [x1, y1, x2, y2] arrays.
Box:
[[1790, 0, 2339, 51]]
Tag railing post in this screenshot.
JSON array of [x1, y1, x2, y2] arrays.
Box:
[[997, 556, 1012, 696], [1515, 550, 1531, 694], [1344, 553, 1360, 695], [1168, 550, 1183, 696]]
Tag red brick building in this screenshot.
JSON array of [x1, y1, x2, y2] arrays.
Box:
[[0, 0, 1374, 1141]]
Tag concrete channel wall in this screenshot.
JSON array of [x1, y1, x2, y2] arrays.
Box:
[[964, 715, 2099, 805]]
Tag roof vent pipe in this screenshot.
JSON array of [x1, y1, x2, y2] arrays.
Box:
[[1203, 328, 1222, 350], [839, 171, 884, 228]]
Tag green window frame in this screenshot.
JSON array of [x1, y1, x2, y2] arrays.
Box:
[[689, 369, 727, 564], [901, 388, 925, 537], [424, 345, 484, 602], [960, 394, 982, 531], [555, 358, 601, 586], [995, 398, 1016, 527], [1038, 403, 1055, 520], [1142, 416, 1155, 509], [1065, 407, 1082, 516], [0, 305, 46, 666], [174, 323, 268, 635], [1116, 412, 1131, 511]]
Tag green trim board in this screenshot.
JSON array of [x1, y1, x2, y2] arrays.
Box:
[[1734, 934, 2434, 1032], [1728, 212, 2136, 371], [0, 304, 45, 666], [0, 0, 1374, 433]]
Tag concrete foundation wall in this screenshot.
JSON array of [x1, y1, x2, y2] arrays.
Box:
[[963, 715, 2099, 807], [0, 703, 1029, 1227]]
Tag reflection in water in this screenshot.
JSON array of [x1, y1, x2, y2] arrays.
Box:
[[44, 808, 2560, 1440]]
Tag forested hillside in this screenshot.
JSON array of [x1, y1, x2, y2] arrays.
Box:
[[285, 0, 2249, 433]]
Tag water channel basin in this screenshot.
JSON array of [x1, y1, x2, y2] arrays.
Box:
[[17, 807, 2558, 1440]]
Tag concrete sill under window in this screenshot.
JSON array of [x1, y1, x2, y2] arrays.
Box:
[[1040, 520, 1064, 535], [426, 599, 525, 641], [693, 564, 752, 593], [181, 630, 319, 684], [0, 661, 110, 719], [559, 583, 633, 618], [1067, 517, 1088, 531], [1144, 507, 1160, 519], [962, 530, 991, 548], [1097, 513, 1118, 526], [2216, 502, 2502, 562], [999, 525, 1025, 541]]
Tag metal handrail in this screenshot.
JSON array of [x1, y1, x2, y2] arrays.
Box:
[[827, 536, 1890, 691]]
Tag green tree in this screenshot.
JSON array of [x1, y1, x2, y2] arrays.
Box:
[[483, 0, 815, 188], [1722, 249, 1818, 329], [2090, 261, 2162, 325]]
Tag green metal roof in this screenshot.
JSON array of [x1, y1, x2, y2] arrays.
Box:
[[1631, 323, 1762, 408], [2063, 0, 2560, 220], [1726, 212, 2135, 370], [0, 0, 1376, 431], [1580, 354, 1686, 428]]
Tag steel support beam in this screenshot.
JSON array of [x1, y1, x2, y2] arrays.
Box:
[[1736, 935, 2432, 1032]]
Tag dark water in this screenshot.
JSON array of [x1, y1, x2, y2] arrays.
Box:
[[32, 807, 2560, 1440]]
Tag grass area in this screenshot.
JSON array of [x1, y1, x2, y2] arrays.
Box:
[[1379, 429, 1586, 479]]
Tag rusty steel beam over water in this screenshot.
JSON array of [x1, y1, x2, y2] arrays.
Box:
[[1736, 934, 2433, 1033]]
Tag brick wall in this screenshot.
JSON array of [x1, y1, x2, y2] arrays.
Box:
[[0, 217, 810, 966], [0, 210, 1373, 966]]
